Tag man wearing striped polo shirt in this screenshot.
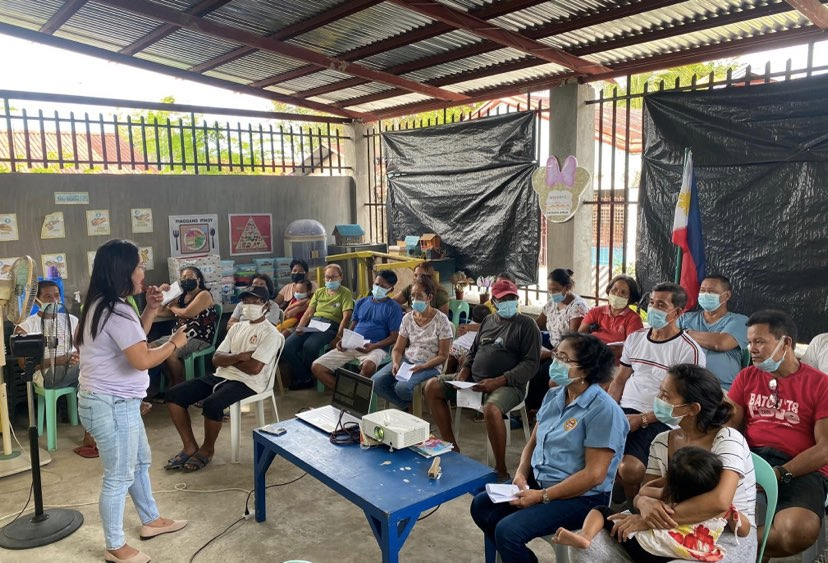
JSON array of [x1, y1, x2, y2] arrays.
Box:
[[608, 282, 706, 500]]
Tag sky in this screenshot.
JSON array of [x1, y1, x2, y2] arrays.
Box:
[[0, 34, 825, 118]]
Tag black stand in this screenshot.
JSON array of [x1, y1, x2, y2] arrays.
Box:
[[0, 358, 83, 549]]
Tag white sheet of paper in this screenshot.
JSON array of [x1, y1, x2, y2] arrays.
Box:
[[447, 380, 477, 389], [161, 281, 182, 306], [395, 362, 415, 382], [341, 328, 369, 349], [305, 319, 332, 332], [457, 389, 482, 410], [485, 483, 520, 503]]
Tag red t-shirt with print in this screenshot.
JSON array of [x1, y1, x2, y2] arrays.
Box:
[[728, 362, 828, 475]]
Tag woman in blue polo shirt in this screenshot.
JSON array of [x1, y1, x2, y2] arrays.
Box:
[[470, 333, 629, 563]]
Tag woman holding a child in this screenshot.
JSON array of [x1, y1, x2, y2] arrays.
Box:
[[566, 364, 757, 562]]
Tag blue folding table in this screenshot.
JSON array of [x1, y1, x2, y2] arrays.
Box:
[[253, 418, 496, 562]]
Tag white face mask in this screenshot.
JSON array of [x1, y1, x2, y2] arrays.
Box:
[[242, 303, 265, 321], [607, 294, 629, 310]]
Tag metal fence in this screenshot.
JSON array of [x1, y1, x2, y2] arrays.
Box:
[[0, 90, 351, 176], [364, 40, 826, 306]]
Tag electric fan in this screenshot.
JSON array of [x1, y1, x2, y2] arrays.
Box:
[[0, 258, 83, 549], [0, 256, 37, 459]]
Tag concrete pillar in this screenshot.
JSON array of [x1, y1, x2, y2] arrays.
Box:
[[546, 83, 596, 296], [342, 121, 370, 232]]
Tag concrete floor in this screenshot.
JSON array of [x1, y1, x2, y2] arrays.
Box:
[[0, 387, 558, 563]]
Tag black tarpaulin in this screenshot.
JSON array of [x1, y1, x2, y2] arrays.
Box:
[[383, 112, 539, 285], [638, 74, 828, 341]]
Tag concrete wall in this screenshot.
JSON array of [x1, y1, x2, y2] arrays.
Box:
[[0, 173, 355, 297]]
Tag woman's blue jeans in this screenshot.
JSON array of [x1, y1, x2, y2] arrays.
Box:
[[371, 362, 440, 408], [78, 389, 160, 550]]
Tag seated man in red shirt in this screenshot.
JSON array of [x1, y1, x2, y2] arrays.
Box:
[[728, 309, 828, 558]]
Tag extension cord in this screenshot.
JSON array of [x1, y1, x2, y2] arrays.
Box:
[[242, 510, 255, 520]]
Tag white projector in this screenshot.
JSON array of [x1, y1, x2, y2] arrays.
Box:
[[361, 409, 430, 450]]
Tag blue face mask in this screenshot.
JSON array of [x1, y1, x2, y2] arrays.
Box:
[[697, 292, 721, 312], [325, 280, 341, 291], [648, 308, 672, 329], [653, 397, 687, 425], [372, 285, 390, 299], [411, 299, 427, 313], [550, 292, 565, 304], [293, 292, 307, 300], [756, 338, 786, 373], [548, 358, 579, 387], [496, 300, 518, 318]]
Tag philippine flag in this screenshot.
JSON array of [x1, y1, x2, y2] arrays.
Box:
[[671, 150, 706, 311]]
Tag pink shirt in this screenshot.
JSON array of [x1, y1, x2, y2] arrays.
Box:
[[78, 299, 148, 399]]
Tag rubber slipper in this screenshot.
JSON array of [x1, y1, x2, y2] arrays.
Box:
[[73, 445, 99, 458], [182, 452, 211, 472], [164, 451, 191, 470]]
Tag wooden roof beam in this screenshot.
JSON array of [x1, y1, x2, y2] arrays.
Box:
[[332, 1, 790, 108], [120, 0, 232, 56], [252, 0, 550, 89], [785, 0, 828, 28], [386, 0, 610, 74], [40, 0, 88, 34], [0, 22, 372, 121], [371, 27, 827, 120], [189, 0, 386, 73], [95, 0, 468, 102], [294, 0, 682, 99]]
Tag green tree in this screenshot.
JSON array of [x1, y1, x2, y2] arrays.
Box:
[[601, 61, 738, 107]]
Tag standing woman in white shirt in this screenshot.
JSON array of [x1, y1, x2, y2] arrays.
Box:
[[77, 240, 189, 563]]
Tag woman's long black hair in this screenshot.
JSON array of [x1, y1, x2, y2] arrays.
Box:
[[76, 239, 141, 345]]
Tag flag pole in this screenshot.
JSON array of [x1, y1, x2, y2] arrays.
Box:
[[674, 148, 690, 283]]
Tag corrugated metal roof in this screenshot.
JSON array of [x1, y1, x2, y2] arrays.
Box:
[[0, 0, 824, 120]]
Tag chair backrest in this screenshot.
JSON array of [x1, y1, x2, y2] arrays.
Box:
[[741, 347, 751, 368], [261, 330, 286, 394], [751, 452, 778, 563], [209, 302, 223, 347]]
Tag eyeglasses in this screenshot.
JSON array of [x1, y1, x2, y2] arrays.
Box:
[[767, 378, 781, 409], [552, 351, 578, 365], [324, 275, 341, 281]]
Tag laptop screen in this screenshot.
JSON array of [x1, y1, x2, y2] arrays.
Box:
[[331, 368, 373, 419]]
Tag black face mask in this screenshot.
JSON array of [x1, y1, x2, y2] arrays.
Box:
[[180, 279, 198, 292], [291, 273, 305, 283]]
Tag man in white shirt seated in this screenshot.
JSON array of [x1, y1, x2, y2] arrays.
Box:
[[802, 332, 828, 373], [15, 280, 79, 388], [608, 282, 706, 499], [164, 286, 283, 472]]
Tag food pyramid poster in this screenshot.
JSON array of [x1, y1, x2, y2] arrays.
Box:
[[228, 213, 273, 256]]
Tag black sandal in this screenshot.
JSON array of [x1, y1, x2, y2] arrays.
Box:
[[164, 451, 191, 470]]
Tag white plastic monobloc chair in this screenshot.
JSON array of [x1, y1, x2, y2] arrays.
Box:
[[453, 380, 531, 465], [229, 331, 285, 463]]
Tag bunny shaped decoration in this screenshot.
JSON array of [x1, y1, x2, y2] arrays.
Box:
[[531, 155, 591, 223]]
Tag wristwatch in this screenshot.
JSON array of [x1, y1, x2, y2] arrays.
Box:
[[774, 465, 793, 484], [640, 413, 649, 429], [542, 488, 551, 504]]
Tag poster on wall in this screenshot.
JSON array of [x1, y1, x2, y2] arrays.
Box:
[[41, 211, 65, 239], [168, 214, 219, 257], [86, 209, 111, 236], [139, 246, 155, 271], [54, 192, 89, 205], [86, 251, 96, 276], [42, 253, 68, 280], [131, 208, 153, 233], [228, 213, 273, 256], [0, 213, 19, 241], [0, 257, 20, 279]]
